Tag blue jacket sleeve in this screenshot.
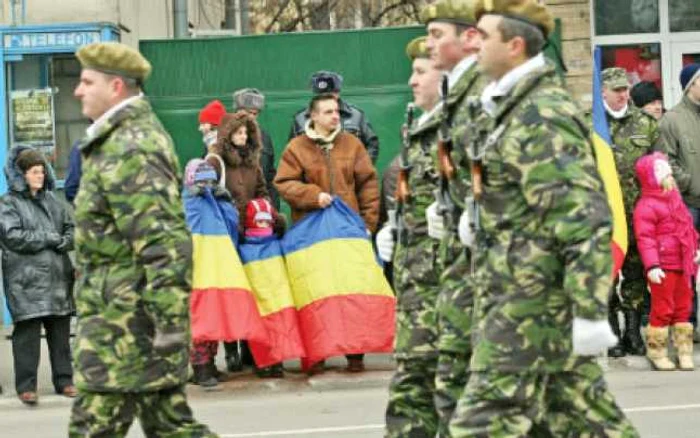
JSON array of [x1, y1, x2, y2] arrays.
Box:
[[64, 144, 82, 203]]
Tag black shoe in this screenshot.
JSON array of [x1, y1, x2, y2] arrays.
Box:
[[207, 359, 222, 379], [256, 363, 284, 378], [223, 342, 244, 372], [608, 309, 625, 357], [622, 310, 646, 356], [240, 341, 254, 367], [192, 364, 218, 388]]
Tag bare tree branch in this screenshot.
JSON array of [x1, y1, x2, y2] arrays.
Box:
[[265, 0, 294, 33]]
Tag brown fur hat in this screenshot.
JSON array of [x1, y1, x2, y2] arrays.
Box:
[[214, 111, 262, 167]]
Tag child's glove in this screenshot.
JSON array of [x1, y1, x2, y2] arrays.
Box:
[[647, 267, 666, 284], [376, 225, 395, 262], [572, 317, 618, 356]]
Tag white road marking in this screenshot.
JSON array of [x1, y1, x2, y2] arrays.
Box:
[[625, 403, 700, 413], [220, 424, 384, 437]]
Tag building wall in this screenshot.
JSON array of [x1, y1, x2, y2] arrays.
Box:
[[546, 0, 593, 104], [0, 0, 225, 46]]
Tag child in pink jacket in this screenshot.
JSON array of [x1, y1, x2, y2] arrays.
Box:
[[634, 152, 698, 371]]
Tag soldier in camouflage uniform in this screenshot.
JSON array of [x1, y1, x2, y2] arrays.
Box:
[[421, 1, 487, 433], [600, 67, 659, 357], [69, 42, 217, 437], [379, 36, 443, 437], [448, 2, 639, 436]]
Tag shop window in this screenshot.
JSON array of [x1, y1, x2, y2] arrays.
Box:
[[670, 1, 700, 32], [594, 0, 659, 35], [600, 43, 663, 94]]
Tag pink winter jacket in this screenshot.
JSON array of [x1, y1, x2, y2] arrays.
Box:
[[633, 152, 699, 280]]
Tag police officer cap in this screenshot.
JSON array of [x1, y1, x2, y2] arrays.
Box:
[[406, 36, 430, 60], [76, 42, 152, 83], [310, 71, 343, 94], [233, 88, 265, 111], [420, 0, 476, 26], [602, 67, 630, 90], [474, 0, 555, 38]]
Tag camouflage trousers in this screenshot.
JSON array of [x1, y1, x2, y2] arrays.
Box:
[[385, 235, 441, 437], [448, 358, 639, 438], [435, 232, 473, 436], [616, 244, 646, 312], [68, 386, 218, 437]]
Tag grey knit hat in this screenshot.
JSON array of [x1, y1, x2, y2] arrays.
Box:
[[233, 88, 265, 111]]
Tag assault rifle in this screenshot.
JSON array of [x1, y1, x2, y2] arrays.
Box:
[[434, 74, 457, 223], [395, 103, 415, 243]]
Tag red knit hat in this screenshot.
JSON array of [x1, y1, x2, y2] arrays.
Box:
[[198, 100, 226, 126], [245, 198, 274, 230]]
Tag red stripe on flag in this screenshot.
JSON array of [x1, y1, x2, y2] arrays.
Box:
[[296, 294, 396, 365], [611, 241, 625, 278], [190, 288, 267, 344], [249, 307, 306, 368]]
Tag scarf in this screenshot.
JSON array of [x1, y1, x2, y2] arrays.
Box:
[[304, 120, 341, 152]]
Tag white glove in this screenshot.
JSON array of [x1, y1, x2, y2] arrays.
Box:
[[647, 267, 666, 284], [695, 249, 700, 265], [572, 317, 618, 356], [458, 209, 474, 247], [426, 202, 445, 240], [695, 266, 700, 293], [376, 225, 395, 262]]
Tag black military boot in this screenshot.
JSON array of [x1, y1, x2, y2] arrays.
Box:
[[607, 310, 625, 358], [622, 309, 646, 355], [192, 364, 218, 388], [224, 342, 243, 372]]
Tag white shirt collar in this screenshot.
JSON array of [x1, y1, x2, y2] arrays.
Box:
[[86, 93, 144, 138], [417, 102, 442, 128], [448, 55, 477, 90], [603, 101, 629, 119], [480, 53, 546, 116]]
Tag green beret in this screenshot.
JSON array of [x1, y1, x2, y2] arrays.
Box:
[[406, 36, 430, 60], [474, 0, 555, 38], [602, 67, 630, 89], [76, 42, 152, 82], [420, 0, 476, 26]]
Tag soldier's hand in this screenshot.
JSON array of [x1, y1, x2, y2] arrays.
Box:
[[376, 225, 395, 262], [426, 202, 445, 240], [318, 192, 333, 208], [153, 329, 188, 356], [572, 317, 618, 356]]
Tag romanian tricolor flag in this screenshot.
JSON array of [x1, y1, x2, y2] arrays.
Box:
[[592, 46, 628, 276], [239, 235, 305, 367], [281, 198, 396, 366], [185, 190, 269, 347]]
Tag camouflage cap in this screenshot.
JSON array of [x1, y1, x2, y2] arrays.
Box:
[[474, 0, 555, 38], [406, 36, 430, 60], [602, 67, 630, 89], [76, 42, 152, 82], [233, 88, 265, 111], [419, 0, 476, 26]]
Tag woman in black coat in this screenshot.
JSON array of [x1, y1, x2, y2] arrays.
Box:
[[0, 146, 76, 405]]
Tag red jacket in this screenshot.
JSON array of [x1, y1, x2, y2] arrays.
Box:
[[633, 152, 698, 279]]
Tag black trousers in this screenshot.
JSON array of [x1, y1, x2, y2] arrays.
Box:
[[12, 315, 73, 394]]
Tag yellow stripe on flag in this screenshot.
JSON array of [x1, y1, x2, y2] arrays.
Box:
[[285, 238, 393, 309], [592, 133, 628, 254], [192, 234, 252, 290], [244, 257, 295, 316]]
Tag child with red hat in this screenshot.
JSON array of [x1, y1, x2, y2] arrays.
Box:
[[198, 100, 226, 156]]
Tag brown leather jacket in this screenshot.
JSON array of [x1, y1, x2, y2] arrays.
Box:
[[275, 131, 379, 232]]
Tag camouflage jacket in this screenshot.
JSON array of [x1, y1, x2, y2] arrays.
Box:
[[467, 62, 613, 373], [607, 105, 658, 217], [73, 97, 192, 392], [435, 59, 487, 228], [394, 106, 442, 309]]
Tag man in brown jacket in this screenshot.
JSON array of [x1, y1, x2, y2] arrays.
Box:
[[275, 93, 380, 373], [275, 93, 379, 232]]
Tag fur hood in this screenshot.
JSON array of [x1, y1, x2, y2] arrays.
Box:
[[4, 145, 56, 194], [213, 111, 262, 168]]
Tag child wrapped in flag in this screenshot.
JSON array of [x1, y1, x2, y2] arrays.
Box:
[[238, 198, 305, 378], [183, 159, 270, 383]]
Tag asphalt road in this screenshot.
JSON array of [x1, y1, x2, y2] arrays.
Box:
[[1, 367, 699, 437]]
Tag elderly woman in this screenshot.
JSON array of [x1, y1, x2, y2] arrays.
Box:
[[0, 146, 76, 405]]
